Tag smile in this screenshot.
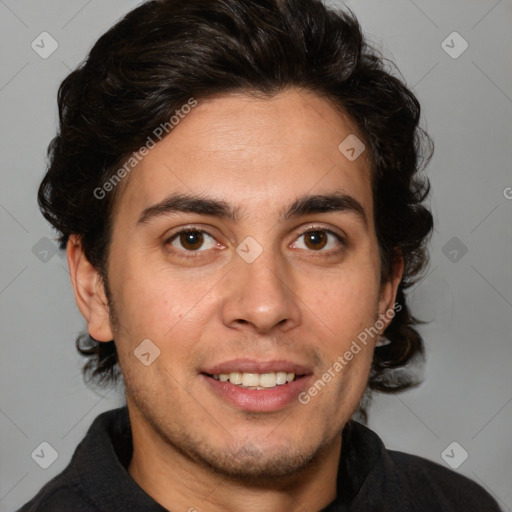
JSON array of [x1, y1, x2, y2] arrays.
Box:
[[208, 371, 296, 389], [201, 373, 312, 412]]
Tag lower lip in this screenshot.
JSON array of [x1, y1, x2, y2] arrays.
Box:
[[201, 374, 313, 412]]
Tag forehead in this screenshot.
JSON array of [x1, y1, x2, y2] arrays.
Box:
[[114, 89, 373, 224]]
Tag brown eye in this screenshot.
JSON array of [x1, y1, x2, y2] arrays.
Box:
[[292, 229, 345, 252], [167, 230, 217, 252], [304, 231, 328, 250], [179, 231, 204, 250]]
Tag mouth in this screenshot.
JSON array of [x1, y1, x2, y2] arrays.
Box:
[[199, 361, 313, 412], [202, 370, 303, 390]]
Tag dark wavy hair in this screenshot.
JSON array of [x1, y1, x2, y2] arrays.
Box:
[[38, 0, 434, 410]]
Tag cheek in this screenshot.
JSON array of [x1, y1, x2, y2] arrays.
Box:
[[110, 271, 214, 397], [301, 260, 381, 377], [308, 265, 379, 328], [111, 259, 219, 347]]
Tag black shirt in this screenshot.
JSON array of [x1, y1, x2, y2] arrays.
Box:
[[17, 406, 501, 511]]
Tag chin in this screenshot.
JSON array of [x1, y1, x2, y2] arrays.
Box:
[[185, 429, 336, 485]]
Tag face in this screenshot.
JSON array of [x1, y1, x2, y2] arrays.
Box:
[[74, 88, 402, 482]]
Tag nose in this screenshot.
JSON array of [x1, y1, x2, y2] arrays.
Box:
[[221, 248, 302, 333]]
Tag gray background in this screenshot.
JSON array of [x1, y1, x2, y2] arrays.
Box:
[[1, 0, 511, 510]]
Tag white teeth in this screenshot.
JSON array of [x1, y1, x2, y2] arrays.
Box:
[[242, 373, 260, 387], [212, 371, 296, 388], [229, 372, 242, 385], [260, 373, 277, 388], [275, 372, 287, 385]]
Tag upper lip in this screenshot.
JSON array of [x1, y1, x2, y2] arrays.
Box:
[[202, 359, 313, 376]]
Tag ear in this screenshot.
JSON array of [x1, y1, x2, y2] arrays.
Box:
[[376, 252, 404, 333], [66, 234, 114, 342]]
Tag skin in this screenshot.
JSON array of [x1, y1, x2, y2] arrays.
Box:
[[67, 88, 403, 512]]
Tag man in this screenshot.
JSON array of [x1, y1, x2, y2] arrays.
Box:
[[18, 0, 501, 510]]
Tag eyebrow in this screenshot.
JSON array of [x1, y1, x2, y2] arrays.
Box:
[[137, 191, 367, 227]]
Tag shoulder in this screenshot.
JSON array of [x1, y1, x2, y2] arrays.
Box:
[[16, 484, 97, 512], [16, 407, 130, 512], [388, 449, 501, 511], [344, 421, 501, 511]]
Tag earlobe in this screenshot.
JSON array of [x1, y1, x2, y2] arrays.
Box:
[[66, 234, 114, 342]]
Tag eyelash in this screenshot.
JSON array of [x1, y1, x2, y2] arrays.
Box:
[[164, 226, 346, 257]]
